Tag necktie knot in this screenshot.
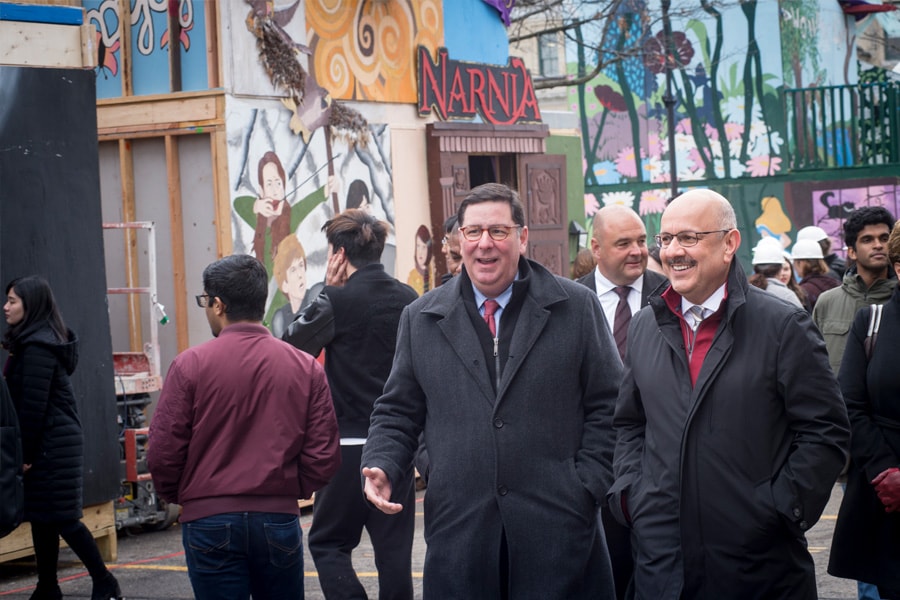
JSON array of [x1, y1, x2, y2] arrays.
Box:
[[483, 299, 500, 337], [688, 305, 708, 330], [614, 286, 631, 301]]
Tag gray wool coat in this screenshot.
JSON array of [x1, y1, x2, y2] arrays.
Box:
[[363, 258, 622, 599]]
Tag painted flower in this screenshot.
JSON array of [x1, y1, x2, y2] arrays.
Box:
[[724, 122, 744, 141], [584, 193, 601, 218], [594, 85, 627, 112], [601, 191, 636, 208], [746, 155, 782, 177], [724, 97, 762, 125], [640, 190, 668, 215], [748, 128, 784, 158], [643, 156, 667, 183], [642, 30, 695, 75], [592, 160, 623, 185], [675, 118, 693, 135], [646, 133, 664, 157], [615, 146, 646, 178]]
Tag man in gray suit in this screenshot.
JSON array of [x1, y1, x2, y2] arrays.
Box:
[[362, 183, 622, 599], [577, 204, 667, 599]]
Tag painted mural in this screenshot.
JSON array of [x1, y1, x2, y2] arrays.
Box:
[[305, 0, 443, 103], [226, 100, 396, 334], [569, 0, 852, 243], [84, 0, 208, 99], [809, 184, 900, 257]]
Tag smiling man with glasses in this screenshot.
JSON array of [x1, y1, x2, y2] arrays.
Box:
[[362, 182, 621, 598], [609, 188, 850, 599]]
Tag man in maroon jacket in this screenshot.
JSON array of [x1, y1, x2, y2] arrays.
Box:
[[148, 254, 340, 600]]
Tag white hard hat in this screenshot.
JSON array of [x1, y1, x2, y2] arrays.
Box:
[[792, 238, 825, 259], [752, 237, 786, 265], [797, 226, 828, 242]]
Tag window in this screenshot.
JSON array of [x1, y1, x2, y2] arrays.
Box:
[[538, 33, 562, 77]]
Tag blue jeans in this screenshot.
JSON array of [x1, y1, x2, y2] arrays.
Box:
[[182, 512, 304, 600]]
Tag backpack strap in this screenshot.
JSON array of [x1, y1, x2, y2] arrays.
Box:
[[864, 303, 883, 361]]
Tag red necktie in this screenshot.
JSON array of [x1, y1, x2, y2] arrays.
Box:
[[612, 286, 632, 360], [483, 299, 500, 337]]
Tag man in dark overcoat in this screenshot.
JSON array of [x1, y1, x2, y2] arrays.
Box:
[[362, 183, 621, 599], [608, 189, 850, 600], [577, 203, 667, 599]]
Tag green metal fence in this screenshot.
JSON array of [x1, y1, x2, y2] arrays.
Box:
[[784, 82, 900, 170]]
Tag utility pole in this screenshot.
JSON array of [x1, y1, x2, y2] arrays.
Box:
[[661, 0, 678, 198]]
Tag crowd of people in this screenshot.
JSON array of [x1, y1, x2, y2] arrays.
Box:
[[3, 183, 898, 600]]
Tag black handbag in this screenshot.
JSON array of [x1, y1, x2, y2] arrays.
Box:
[[0, 378, 24, 538]]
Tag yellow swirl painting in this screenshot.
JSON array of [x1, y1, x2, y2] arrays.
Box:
[[306, 0, 443, 102]]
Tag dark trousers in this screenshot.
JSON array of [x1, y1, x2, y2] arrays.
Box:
[[601, 507, 634, 600], [309, 444, 415, 600], [31, 519, 108, 586]]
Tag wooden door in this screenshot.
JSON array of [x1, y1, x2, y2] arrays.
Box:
[[518, 154, 568, 277]]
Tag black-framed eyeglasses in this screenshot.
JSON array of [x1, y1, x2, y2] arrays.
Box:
[[459, 224, 520, 242], [654, 230, 730, 249], [195, 294, 211, 308]]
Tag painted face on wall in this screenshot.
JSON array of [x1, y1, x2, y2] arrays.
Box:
[[4, 288, 24, 326], [459, 200, 527, 298], [261, 162, 285, 202], [280, 257, 307, 303], [415, 237, 430, 271]]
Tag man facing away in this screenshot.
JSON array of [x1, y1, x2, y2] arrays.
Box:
[[283, 209, 419, 599], [148, 254, 341, 600], [609, 189, 849, 599], [362, 182, 621, 599], [576, 204, 667, 599], [813, 206, 897, 374]]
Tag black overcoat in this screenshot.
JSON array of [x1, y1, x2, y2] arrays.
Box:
[[829, 287, 900, 589], [609, 261, 849, 599], [4, 324, 83, 522]]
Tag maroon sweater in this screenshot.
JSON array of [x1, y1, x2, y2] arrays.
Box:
[[148, 323, 340, 522]]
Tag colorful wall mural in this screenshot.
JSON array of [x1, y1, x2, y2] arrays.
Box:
[[226, 100, 396, 334], [567, 0, 860, 255], [84, 0, 208, 99], [305, 0, 443, 103]]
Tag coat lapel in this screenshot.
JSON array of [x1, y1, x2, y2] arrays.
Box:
[[496, 293, 550, 403], [428, 285, 497, 406]]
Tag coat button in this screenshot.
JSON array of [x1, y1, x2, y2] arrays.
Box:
[[799, 520, 809, 530], [493, 418, 504, 428], [498, 485, 508, 496], [792, 507, 801, 518]]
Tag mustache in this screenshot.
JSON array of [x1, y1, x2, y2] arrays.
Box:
[[666, 258, 696, 267]]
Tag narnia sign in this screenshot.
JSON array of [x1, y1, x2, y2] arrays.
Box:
[[417, 46, 542, 125]]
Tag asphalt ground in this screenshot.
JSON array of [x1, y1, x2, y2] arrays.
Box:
[[0, 485, 858, 599]]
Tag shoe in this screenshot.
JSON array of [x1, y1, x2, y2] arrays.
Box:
[[29, 582, 62, 600], [91, 572, 122, 600]]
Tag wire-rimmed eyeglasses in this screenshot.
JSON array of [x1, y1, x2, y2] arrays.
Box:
[[654, 230, 730, 249]]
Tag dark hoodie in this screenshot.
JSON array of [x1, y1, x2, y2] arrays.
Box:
[[3, 324, 83, 522]]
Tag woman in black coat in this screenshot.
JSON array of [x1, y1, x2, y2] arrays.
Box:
[[3, 277, 121, 600], [828, 224, 900, 600]]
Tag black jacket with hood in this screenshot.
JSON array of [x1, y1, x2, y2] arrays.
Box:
[[4, 323, 82, 522]]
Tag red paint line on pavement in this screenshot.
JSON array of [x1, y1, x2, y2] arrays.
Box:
[[0, 550, 187, 595]]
